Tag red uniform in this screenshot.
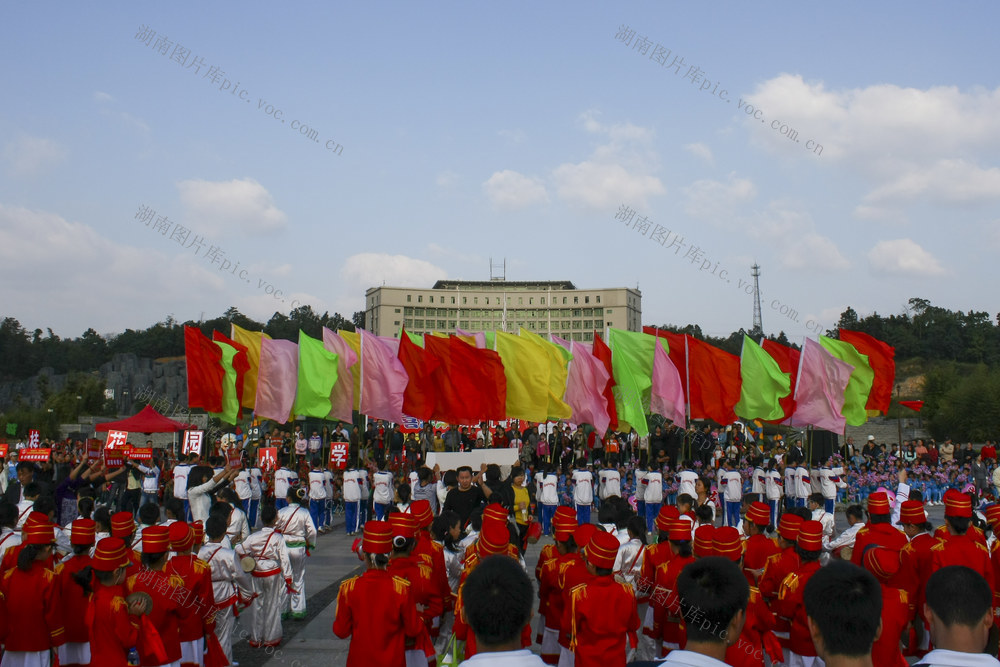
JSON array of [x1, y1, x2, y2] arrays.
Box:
[[127, 568, 194, 666], [0, 560, 65, 652], [88, 581, 141, 667], [871, 584, 911, 667], [55, 553, 93, 649], [851, 522, 908, 566], [742, 534, 780, 586], [388, 554, 445, 628], [898, 532, 939, 624], [165, 553, 217, 652], [725, 586, 780, 667], [333, 569, 424, 667], [637, 541, 673, 600], [413, 531, 451, 610], [568, 577, 640, 667], [991, 540, 1000, 629], [931, 533, 995, 589], [758, 548, 799, 604], [558, 555, 594, 650], [935, 523, 986, 546], [773, 560, 823, 658], [538, 552, 574, 664], [651, 554, 695, 649]]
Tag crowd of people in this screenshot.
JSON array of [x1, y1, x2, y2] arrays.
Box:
[[3, 421, 1000, 666]]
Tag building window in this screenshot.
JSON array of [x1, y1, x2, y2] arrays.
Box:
[[393, 321, 400, 326], [606, 309, 612, 314], [594, 308, 603, 316], [437, 320, 446, 329], [394, 308, 401, 313], [584, 332, 593, 341], [596, 296, 601, 303], [430, 296, 434, 303], [541, 297, 546, 305], [448, 320, 456, 328], [415, 320, 424, 328], [418, 296, 423, 303], [518, 297, 523, 305], [585, 296, 590, 304], [562, 297, 567, 305], [459, 320, 469, 328], [574, 296, 579, 304], [573, 309, 581, 317], [404, 307, 413, 315], [572, 320, 582, 329], [572, 332, 583, 341], [584, 320, 592, 329], [529, 297, 533, 305], [439, 309, 448, 317], [407, 294, 412, 302], [595, 320, 604, 329], [462, 297, 467, 304], [562, 321, 571, 330]]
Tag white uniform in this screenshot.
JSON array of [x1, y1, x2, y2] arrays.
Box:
[[794, 466, 811, 501], [0, 528, 21, 562], [275, 504, 317, 618], [645, 471, 664, 504], [614, 538, 644, 589], [571, 470, 594, 505], [538, 474, 559, 506], [765, 470, 783, 502], [226, 507, 251, 546], [751, 467, 766, 495], [249, 468, 263, 500], [173, 463, 192, 500], [234, 470, 252, 502], [599, 469, 621, 499], [198, 541, 253, 665], [235, 526, 293, 647], [677, 470, 699, 499], [308, 470, 327, 500], [274, 468, 297, 501], [634, 470, 647, 503]]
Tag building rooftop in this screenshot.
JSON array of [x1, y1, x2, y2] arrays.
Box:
[[431, 279, 577, 290]]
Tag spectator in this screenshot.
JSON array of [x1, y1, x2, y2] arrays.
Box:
[[939, 438, 955, 463], [443, 465, 493, 528], [919, 566, 1000, 666], [803, 560, 882, 667]]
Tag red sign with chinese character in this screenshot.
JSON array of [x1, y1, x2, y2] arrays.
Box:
[[105, 430, 129, 450], [20, 447, 51, 462], [104, 448, 125, 467], [0, 444, 9, 459], [329, 442, 348, 470], [226, 446, 242, 469], [28, 429, 40, 448], [257, 447, 277, 472], [87, 439, 103, 463], [128, 447, 153, 461], [183, 430, 204, 457]]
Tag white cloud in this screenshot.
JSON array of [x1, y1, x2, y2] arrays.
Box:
[[3, 134, 68, 176], [0, 204, 226, 334], [482, 170, 549, 210], [177, 177, 288, 235], [683, 173, 756, 223], [781, 233, 851, 271], [683, 142, 714, 164], [339, 253, 447, 290], [552, 111, 665, 211], [868, 238, 946, 276], [864, 159, 1000, 206]]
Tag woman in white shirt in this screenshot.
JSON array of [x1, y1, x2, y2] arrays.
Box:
[[187, 464, 238, 523]]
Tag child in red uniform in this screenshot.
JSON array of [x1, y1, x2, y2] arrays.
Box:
[[333, 520, 424, 666], [537, 507, 578, 664], [774, 520, 825, 667], [742, 501, 779, 585], [0, 519, 65, 666], [55, 518, 96, 667], [87, 537, 146, 667], [568, 529, 640, 666], [651, 524, 696, 655], [862, 547, 911, 667], [387, 513, 441, 667], [165, 521, 218, 667]]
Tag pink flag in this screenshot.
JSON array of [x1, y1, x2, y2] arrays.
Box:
[[255, 337, 298, 424], [456, 328, 487, 349], [359, 329, 408, 423], [787, 338, 853, 435], [651, 338, 686, 428], [553, 336, 612, 434], [322, 327, 358, 423]]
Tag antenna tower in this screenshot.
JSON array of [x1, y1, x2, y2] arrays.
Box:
[[751, 263, 763, 337], [489, 257, 506, 282]]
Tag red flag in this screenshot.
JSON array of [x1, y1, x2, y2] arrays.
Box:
[[397, 331, 439, 421], [449, 336, 507, 421], [592, 332, 619, 430], [184, 326, 224, 413], [686, 336, 741, 424], [212, 330, 250, 418], [761, 339, 800, 422], [899, 400, 923, 412], [838, 329, 896, 415]]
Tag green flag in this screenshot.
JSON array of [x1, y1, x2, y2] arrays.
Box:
[[5, 423, 16, 436], [210, 341, 240, 425], [819, 335, 874, 426], [608, 328, 655, 437], [293, 330, 340, 418], [402, 329, 424, 347], [735, 335, 791, 421]]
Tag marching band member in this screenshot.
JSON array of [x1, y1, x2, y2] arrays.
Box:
[[277, 487, 317, 620], [199, 515, 254, 666], [54, 518, 96, 667], [235, 503, 294, 648], [88, 537, 144, 666]]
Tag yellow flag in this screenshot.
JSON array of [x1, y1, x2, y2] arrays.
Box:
[[231, 324, 272, 411], [338, 330, 362, 411], [519, 328, 572, 421], [495, 331, 551, 422]]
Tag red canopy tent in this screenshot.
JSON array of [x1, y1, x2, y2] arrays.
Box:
[[95, 405, 196, 433]]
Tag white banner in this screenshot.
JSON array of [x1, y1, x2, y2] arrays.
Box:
[[425, 449, 520, 478]]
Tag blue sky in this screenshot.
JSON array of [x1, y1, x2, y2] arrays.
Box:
[[2, 2, 998, 342]]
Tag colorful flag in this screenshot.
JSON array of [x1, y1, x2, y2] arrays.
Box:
[[761, 339, 800, 422], [338, 330, 362, 411], [495, 331, 551, 423], [398, 330, 440, 421], [687, 336, 741, 425], [651, 337, 686, 427], [359, 329, 408, 424], [209, 341, 240, 425], [255, 337, 298, 424], [838, 329, 895, 415], [293, 330, 339, 418], [212, 331, 250, 416], [184, 326, 224, 413], [230, 324, 271, 411], [819, 335, 874, 427], [592, 332, 619, 430], [734, 335, 791, 421], [520, 328, 572, 421], [456, 328, 487, 349], [447, 335, 507, 422], [322, 327, 359, 422], [788, 338, 853, 434], [554, 336, 612, 433], [608, 328, 654, 436]]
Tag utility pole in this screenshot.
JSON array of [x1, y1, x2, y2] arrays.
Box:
[[751, 263, 763, 337]]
